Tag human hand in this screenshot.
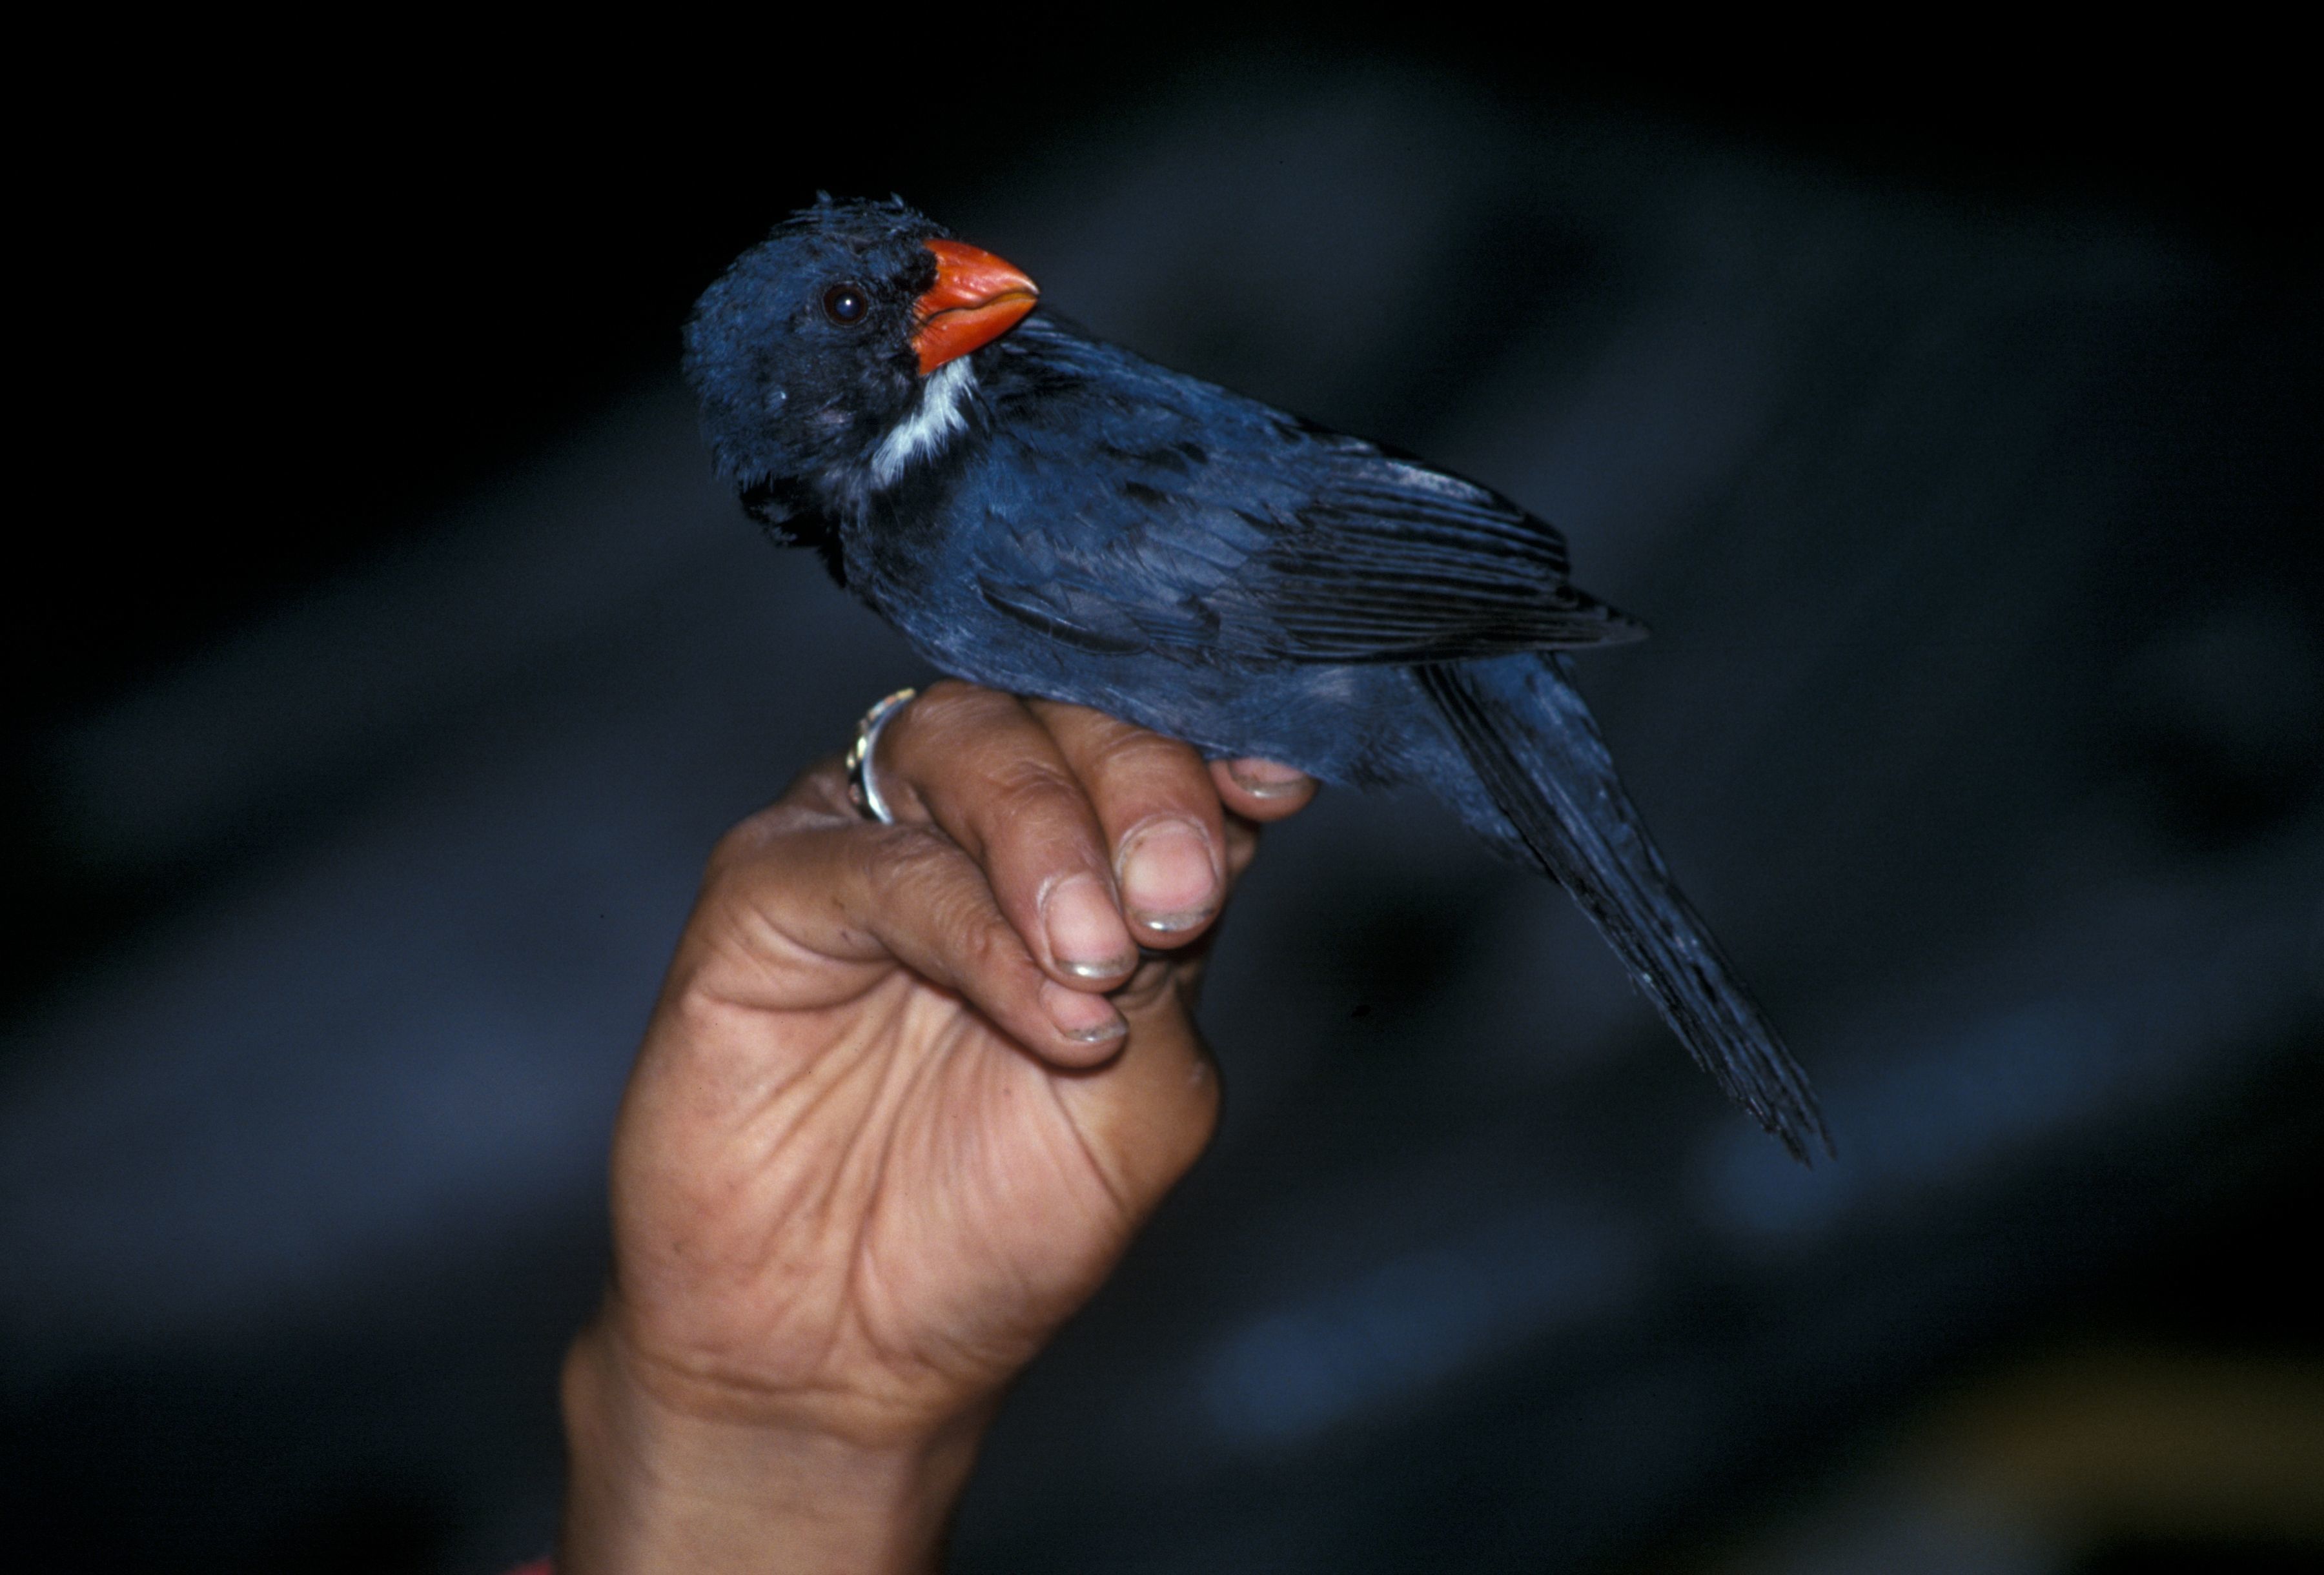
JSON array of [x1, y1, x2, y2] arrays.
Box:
[[557, 684, 1314, 1573]]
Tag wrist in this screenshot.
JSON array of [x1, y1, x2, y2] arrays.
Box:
[[557, 1319, 991, 1575]]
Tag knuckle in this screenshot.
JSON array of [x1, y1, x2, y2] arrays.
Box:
[[984, 757, 1086, 818], [953, 906, 1010, 969], [923, 873, 1017, 979], [705, 813, 778, 878], [861, 822, 954, 886], [884, 684, 1026, 784], [692, 850, 762, 940], [905, 680, 1004, 739], [711, 753, 859, 868], [1093, 728, 1207, 787], [780, 753, 850, 804], [1030, 695, 1121, 736], [918, 678, 982, 709], [706, 821, 765, 873], [702, 815, 835, 916], [708, 798, 826, 871], [1057, 711, 1153, 763]]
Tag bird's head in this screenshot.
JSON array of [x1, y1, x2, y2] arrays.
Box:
[[683, 194, 1039, 519]]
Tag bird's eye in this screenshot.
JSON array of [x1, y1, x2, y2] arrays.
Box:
[[822, 284, 870, 325]]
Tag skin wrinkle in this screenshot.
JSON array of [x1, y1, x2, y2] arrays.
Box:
[[669, 950, 869, 1078], [848, 1019, 1081, 1400], [878, 1073, 1027, 1384], [679, 871, 882, 1019], [600, 1310, 891, 1426], [964, 1066, 1117, 1364], [684, 1048, 862, 1306], [885, 693, 1145, 986], [982, 755, 1088, 815], [741, 998, 891, 1230], [1047, 1072, 1136, 1228], [841, 838, 1041, 1038], [613, 1336, 959, 1447], [706, 1008, 915, 1415], [873, 1059, 994, 1394], [917, 879, 1002, 1001], [652, 1004, 862, 1164], [824, 1031, 932, 1394], [636, 817, 1028, 1416], [896, 693, 1095, 837]]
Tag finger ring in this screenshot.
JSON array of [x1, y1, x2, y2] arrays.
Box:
[[846, 687, 918, 824]]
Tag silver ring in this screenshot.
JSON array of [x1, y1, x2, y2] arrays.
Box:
[[846, 687, 918, 824]]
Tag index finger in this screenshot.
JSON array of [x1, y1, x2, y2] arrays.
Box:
[[672, 766, 1129, 1067]]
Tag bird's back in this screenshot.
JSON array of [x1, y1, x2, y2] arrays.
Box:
[[870, 315, 1639, 687]]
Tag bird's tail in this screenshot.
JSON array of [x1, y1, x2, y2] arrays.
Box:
[[1416, 656, 1832, 1163]]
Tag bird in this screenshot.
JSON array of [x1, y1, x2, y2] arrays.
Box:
[[683, 194, 1831, 1161]]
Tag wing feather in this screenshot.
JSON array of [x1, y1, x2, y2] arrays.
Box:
[[968, 322, 1644, 666]]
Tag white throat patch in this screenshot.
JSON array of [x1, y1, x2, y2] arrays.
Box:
[[870, 357, 977, 488]]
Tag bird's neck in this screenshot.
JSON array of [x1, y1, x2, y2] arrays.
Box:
[[797, 354, 983, 537], [819, 361, 988, 604], [862, 357, 980, 492]]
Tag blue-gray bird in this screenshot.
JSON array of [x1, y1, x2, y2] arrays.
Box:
[[684, 195, 1830, 1161]]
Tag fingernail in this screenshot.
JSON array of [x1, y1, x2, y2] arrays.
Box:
[[1043, 873, 1135, 979], [1042, 981, 1125, 1042], [1227, 758, 1310, 798], [1117, 817, 1218, 933]]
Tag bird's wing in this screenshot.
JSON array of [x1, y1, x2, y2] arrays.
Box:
[[1203, 441, 1646, 662], [968, 334, 1644, 667]]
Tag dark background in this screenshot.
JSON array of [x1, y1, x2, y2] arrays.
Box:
[[7, 28, 2319, 1574]]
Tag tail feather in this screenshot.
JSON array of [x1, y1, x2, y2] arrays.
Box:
[[1418, 658, 1833, 1163]]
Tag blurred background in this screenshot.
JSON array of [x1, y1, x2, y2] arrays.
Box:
[[6, 24, 2319, 1573]]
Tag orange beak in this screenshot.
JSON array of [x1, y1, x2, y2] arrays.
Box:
[[913, 238, 1039, 375]]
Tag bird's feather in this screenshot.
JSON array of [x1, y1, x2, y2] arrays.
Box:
[[960, 319, 1646, 668], [1417, 656, 1832, 1161]]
